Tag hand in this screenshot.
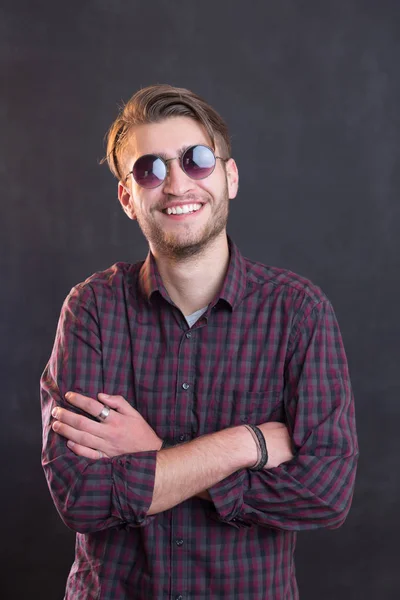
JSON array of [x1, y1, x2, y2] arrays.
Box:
[[51, 392, 162, 459], [256, 422, 294, 469]]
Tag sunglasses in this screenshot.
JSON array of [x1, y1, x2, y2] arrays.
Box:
[[124, 144, 228, 189]]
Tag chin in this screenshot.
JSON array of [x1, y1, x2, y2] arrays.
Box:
[[160, 227, 226, 260], [143, 211, 228, 259]]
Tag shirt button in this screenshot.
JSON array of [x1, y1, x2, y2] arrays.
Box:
[[179, 434, 185, 442], [175, 538, 184, 546], [182, 382, 190, 390], [175, 596, 183, 600], [185, 331, 191, 338]]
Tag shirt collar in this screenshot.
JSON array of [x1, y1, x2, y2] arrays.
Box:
[[138, 236, 248, 310], [138, 250, 169, 304], [215, 237, 248, 310]]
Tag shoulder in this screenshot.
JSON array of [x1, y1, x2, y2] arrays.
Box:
[[65, 261, 143, 307], [242, 257, 338, 340], [244, 257, 327, 306]]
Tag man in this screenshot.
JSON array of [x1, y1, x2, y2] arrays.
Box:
[[41, 84, 358, 600]]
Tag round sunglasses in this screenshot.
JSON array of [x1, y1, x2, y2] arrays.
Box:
[[124, 144, 228, 189]]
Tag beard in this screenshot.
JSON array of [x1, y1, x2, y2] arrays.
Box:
[[135, 180, 230, 261]]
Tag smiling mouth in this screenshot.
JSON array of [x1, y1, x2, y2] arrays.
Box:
[[162, 203, 203, 215]]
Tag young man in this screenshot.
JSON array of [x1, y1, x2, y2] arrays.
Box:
[[41, 84, 358, 600]]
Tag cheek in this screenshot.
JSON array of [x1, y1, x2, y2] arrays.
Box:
[[136, 192, 163, 217], [197, 173, 224, 198]]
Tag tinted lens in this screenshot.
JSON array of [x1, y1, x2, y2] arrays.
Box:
[[133, 155, 166, 188], [182, 145, 216, 179]]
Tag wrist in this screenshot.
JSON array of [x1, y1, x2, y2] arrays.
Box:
[[244, 424, 268, 470], [227, 425, 260, 470]]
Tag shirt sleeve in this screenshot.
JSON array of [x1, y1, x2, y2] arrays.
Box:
[[40, 284, 157, 534], [207, 298, 359, 531]]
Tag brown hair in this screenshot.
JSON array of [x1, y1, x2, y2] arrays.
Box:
[[103, 84, 231, 180]]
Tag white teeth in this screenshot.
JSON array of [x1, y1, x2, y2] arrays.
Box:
[[166, 203, 202, 215]]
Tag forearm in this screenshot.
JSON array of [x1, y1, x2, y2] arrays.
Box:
[[148, 425, 256, 515], [208, 381, 358, 530]]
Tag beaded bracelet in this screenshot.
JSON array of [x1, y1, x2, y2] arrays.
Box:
[[244, 424, 268, 471]]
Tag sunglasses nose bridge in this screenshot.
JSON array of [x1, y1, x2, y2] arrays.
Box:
[[163, 156, 178, 178], [162, 156, 193, 194]]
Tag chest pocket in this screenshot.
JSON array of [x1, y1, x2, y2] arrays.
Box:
[[207, 390, 284, 433]]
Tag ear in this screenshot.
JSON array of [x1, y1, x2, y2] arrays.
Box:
[[225, 158, 239, 200], [118, 181, 137, 220]]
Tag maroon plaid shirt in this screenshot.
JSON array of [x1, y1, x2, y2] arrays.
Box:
[[41, 238, 358, 600]]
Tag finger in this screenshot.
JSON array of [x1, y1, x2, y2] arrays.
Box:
[[97, 393, 134, 415], [52, 420, 104, 449], [65, 392, 111, 420], [67, 440, 109, 460], [52, 406, 103, 436]]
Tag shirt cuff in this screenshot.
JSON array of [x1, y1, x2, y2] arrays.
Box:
[[207, 469, 253, 529], [111, 451, 157, 526]]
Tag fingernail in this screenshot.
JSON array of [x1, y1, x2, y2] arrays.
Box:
[[67, 441, 75, 448], [99, 393, 110, 399], [52, 421, 59, 431], [65, 392, 72, 400], [52, 407, 59, 418]]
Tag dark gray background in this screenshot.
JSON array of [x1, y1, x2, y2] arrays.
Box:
[[1, 0, 399, 598]]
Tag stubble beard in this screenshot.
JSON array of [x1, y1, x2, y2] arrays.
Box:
[[136, 182, 230, 261]]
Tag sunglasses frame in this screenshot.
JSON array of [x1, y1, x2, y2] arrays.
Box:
[[123, 144, 229, 189]]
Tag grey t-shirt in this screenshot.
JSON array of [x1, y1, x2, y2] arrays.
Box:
[[184, 306, 208, 328]]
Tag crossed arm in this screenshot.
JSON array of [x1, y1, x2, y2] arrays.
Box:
[[51, 391, 293, 515], [41, 285, 358, 534]]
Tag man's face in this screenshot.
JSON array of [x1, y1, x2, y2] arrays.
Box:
[[118, 117, 239, 259]]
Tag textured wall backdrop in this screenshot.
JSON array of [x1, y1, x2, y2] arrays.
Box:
[[1, 1, 399, 598]]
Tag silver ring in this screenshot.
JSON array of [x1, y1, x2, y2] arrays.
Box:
[[97, 404, 111, 422]]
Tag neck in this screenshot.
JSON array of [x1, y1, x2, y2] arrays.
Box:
[[150, 233, 230, 316]]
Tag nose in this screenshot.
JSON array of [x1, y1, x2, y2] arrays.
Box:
[[161, 158, 193, 196]]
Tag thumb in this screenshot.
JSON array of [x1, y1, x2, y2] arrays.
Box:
[[98, 393, 132, 415]]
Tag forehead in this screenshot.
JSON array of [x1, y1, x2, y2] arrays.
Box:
[[124, 116, 213, 161]]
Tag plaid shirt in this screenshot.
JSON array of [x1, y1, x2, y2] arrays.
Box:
[[41, 238, 358, 600]]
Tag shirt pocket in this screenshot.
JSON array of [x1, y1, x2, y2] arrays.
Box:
[[207, 390, 283, 432]]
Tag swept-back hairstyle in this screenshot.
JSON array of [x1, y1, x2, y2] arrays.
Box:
[[103, 84, 231, 181]]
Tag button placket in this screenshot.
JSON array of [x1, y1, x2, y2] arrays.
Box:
[[174, 328, 194, 472]]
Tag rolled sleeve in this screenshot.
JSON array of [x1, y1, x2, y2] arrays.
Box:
[[111, 452, 157, 526], [207, 299, 358, 531], [41, 283, 158, 533]]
